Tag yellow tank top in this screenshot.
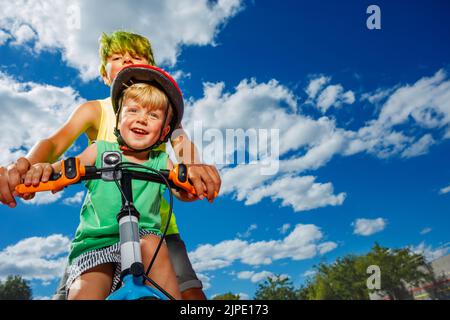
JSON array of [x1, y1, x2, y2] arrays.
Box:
[[93, 98, 179, 235]]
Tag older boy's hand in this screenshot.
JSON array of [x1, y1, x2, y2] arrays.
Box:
[[23, 163, 54, 187], [0, 157, 32, 208], [187, 164, 221, 202]]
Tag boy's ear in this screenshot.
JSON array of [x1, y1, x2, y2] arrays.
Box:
[[160, 125, 171, 142], [101, 72, 111, 86], [101, 63, 113, 86]]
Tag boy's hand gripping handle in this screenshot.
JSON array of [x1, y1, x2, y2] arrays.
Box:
[[168, 164, 218, 198], [15, 158, 85, 194]]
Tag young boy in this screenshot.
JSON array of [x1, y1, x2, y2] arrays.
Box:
[[22, 65, 194, 299], [0, 31, 219, 299]]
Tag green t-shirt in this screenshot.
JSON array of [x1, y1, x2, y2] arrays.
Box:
[[68, 141, 168, 264]]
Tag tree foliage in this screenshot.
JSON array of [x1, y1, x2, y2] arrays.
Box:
[[213, 292, 241, 300], [298, 243, 435, 300], [254, 275, 298, 300], [216, 243, 440, 300], [0, 275, 32, 300], [365, 243, 434, 300]]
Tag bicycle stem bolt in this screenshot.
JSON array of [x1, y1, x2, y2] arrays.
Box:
[[130, 262, 145, 277]]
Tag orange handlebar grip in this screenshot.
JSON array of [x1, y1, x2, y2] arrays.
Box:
[[168, 167, 195, 194], [15, 181, 62, 194]]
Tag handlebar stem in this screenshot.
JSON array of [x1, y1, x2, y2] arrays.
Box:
[[117, 171, 143, 278]]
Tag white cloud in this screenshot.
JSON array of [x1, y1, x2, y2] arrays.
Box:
[[0, 29, 11, 45], [304, 75, 355, 112], [318, 242, 339, 254], [401, 134, 435, 158], [62, 191, 85, 206], [242, 174, 346, 212], [278, 223, 291, 234], [237, 270, 288, 283], [185, 79, 346, 212], [352, 218, 387, 236], [268, 274, 289, 281], [189, 224, 337, 272], [410, 241, 450, 262], [184, 79, 298, 135], [196, 272, 212, 291], [316, 84, 355, 113], [11, 24, 36, 45], [238, 270, 272, 283], [420, 227, 432, 235], [306, 76, 330, 100], [343, 90, 356, 104], [33, 296, 52, 300], [302, 269, 317, 278], [357, 70, 450, 158], [374, 70, 450, 130], [439, 185, 450, 195], [210, 290, 250, 300], [238, 292, 250, 300], [171, 70, 192, 82], [0, 71, 84, 166], [186, 71, 449, 211], [185, 70, 450, 211], [20, 191, 64, 205], [361, 87, 397, 105], [346, 69, 450, 159], [0, 234, 70, 283], [236, 224, 257, 238], [0, 0, 244, 81]]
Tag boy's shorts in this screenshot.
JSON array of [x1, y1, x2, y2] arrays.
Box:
[[165, 233, 203, 292], [52, 233, 202, 299]]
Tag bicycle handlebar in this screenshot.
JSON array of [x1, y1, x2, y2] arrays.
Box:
[[15, 157, 217, 198]]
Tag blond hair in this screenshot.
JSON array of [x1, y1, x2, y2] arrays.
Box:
[[121, 83, 173, 126]]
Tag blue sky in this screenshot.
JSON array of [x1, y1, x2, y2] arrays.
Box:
[[0, 0, 449, 299]]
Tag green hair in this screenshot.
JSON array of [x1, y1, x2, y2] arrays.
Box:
[[98, 31, 156, 77]]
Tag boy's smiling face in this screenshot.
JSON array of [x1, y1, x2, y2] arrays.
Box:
[[119, 98, 170, 151], [103, 51, 149, 85]]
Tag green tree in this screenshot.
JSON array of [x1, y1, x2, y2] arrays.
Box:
[[254, 275, 298, 300], [297, 278, 321, 300], [0, 275, 32, 300], [301, 255, 370, 300], [213, 292, 241, 300], [366, 243, 434, 300], [299, 243, 435, 300]]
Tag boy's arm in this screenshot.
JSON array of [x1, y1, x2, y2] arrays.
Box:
[[28, 100, 101, 164], [170, 126, 221, 202], [0, 101, 101, 207], [170, 128, 201, 164]]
